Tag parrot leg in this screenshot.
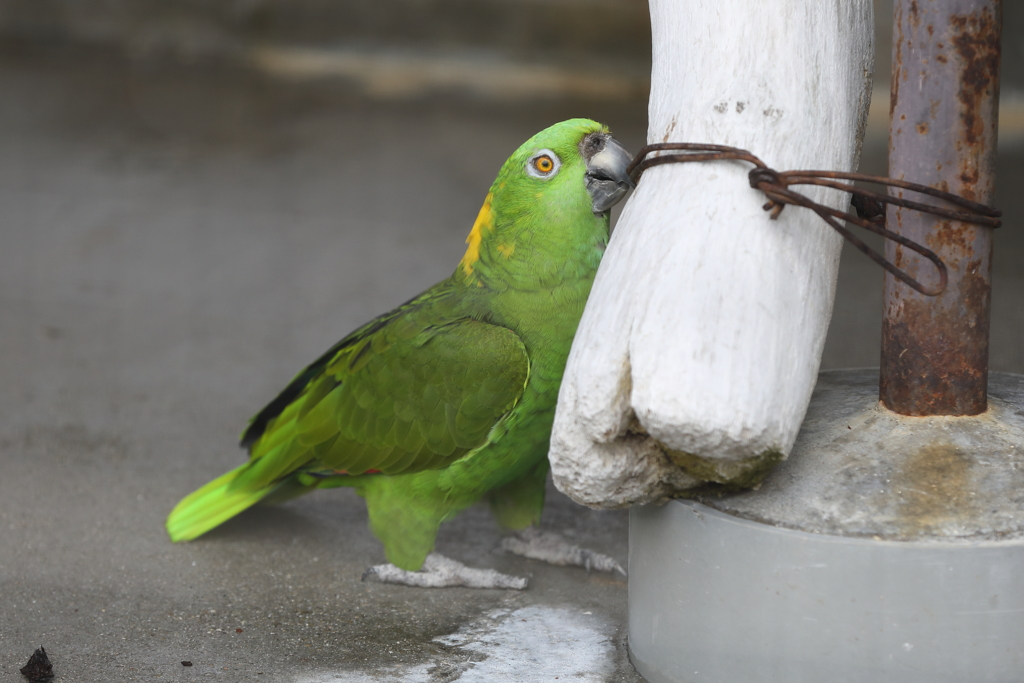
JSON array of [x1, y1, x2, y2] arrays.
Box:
[[361, 553, 528, 590], [499, 528, 626, 576]]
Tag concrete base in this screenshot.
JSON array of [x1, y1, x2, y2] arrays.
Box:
[[628, 370, 1024, 683]]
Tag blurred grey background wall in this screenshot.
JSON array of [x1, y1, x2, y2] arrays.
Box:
[[0, 0, 1019, 91]]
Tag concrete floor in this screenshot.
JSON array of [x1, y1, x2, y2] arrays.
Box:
[[1, 46, 1021, 683]]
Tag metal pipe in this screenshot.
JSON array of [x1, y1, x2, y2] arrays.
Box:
[[880, 0, 1002, 416]]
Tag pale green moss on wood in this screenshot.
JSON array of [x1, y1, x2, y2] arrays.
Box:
[[665, 447, 784, 489]]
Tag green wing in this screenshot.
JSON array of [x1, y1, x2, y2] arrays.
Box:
[[167, 293, 530, 542], [231, 296, 530, 491]]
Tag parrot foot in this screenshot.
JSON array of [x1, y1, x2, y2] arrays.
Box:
[[499, 528, 626, 576], [361, 552, 528, 590]]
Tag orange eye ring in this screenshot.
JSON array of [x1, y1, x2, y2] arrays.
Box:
[[533, 155, 554, 173], [526, 149, 560, 179]]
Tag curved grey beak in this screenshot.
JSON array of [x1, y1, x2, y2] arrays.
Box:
[[583, 134, 635, 214]]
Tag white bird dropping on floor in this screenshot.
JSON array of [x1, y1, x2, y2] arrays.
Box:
[[551, 0, 875, 507]]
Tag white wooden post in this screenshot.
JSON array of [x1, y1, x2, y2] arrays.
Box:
[[551, 0, 875, 507]]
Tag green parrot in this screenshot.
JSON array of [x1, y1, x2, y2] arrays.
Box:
[[166, 119, 633, 588]]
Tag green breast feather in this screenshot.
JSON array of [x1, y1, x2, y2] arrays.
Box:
[[166, 118, 632, 571]]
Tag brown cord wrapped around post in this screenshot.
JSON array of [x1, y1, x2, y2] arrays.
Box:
[[627, 142, 1001, 297]]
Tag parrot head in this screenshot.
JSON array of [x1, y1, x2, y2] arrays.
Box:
[[458, 119, 633, 286], [501, 118, 634, 215]]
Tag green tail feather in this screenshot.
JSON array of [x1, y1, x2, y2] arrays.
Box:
[[166, 464, 274, 542], [166, 465, 357, 541]]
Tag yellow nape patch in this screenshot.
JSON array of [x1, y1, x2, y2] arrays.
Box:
[[460, 193, 493, 276], [496, 243, 515, 259]]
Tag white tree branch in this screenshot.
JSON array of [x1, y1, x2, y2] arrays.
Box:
[[552, 0, 874, 507]]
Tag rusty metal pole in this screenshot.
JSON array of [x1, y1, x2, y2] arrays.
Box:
[[880, 0, 1002, 416]]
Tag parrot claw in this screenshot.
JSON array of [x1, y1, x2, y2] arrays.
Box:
[[361, 553, 528, 590], [499, 528, 627, 577]]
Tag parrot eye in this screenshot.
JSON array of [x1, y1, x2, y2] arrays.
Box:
[[526, 150, 561, 179]]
